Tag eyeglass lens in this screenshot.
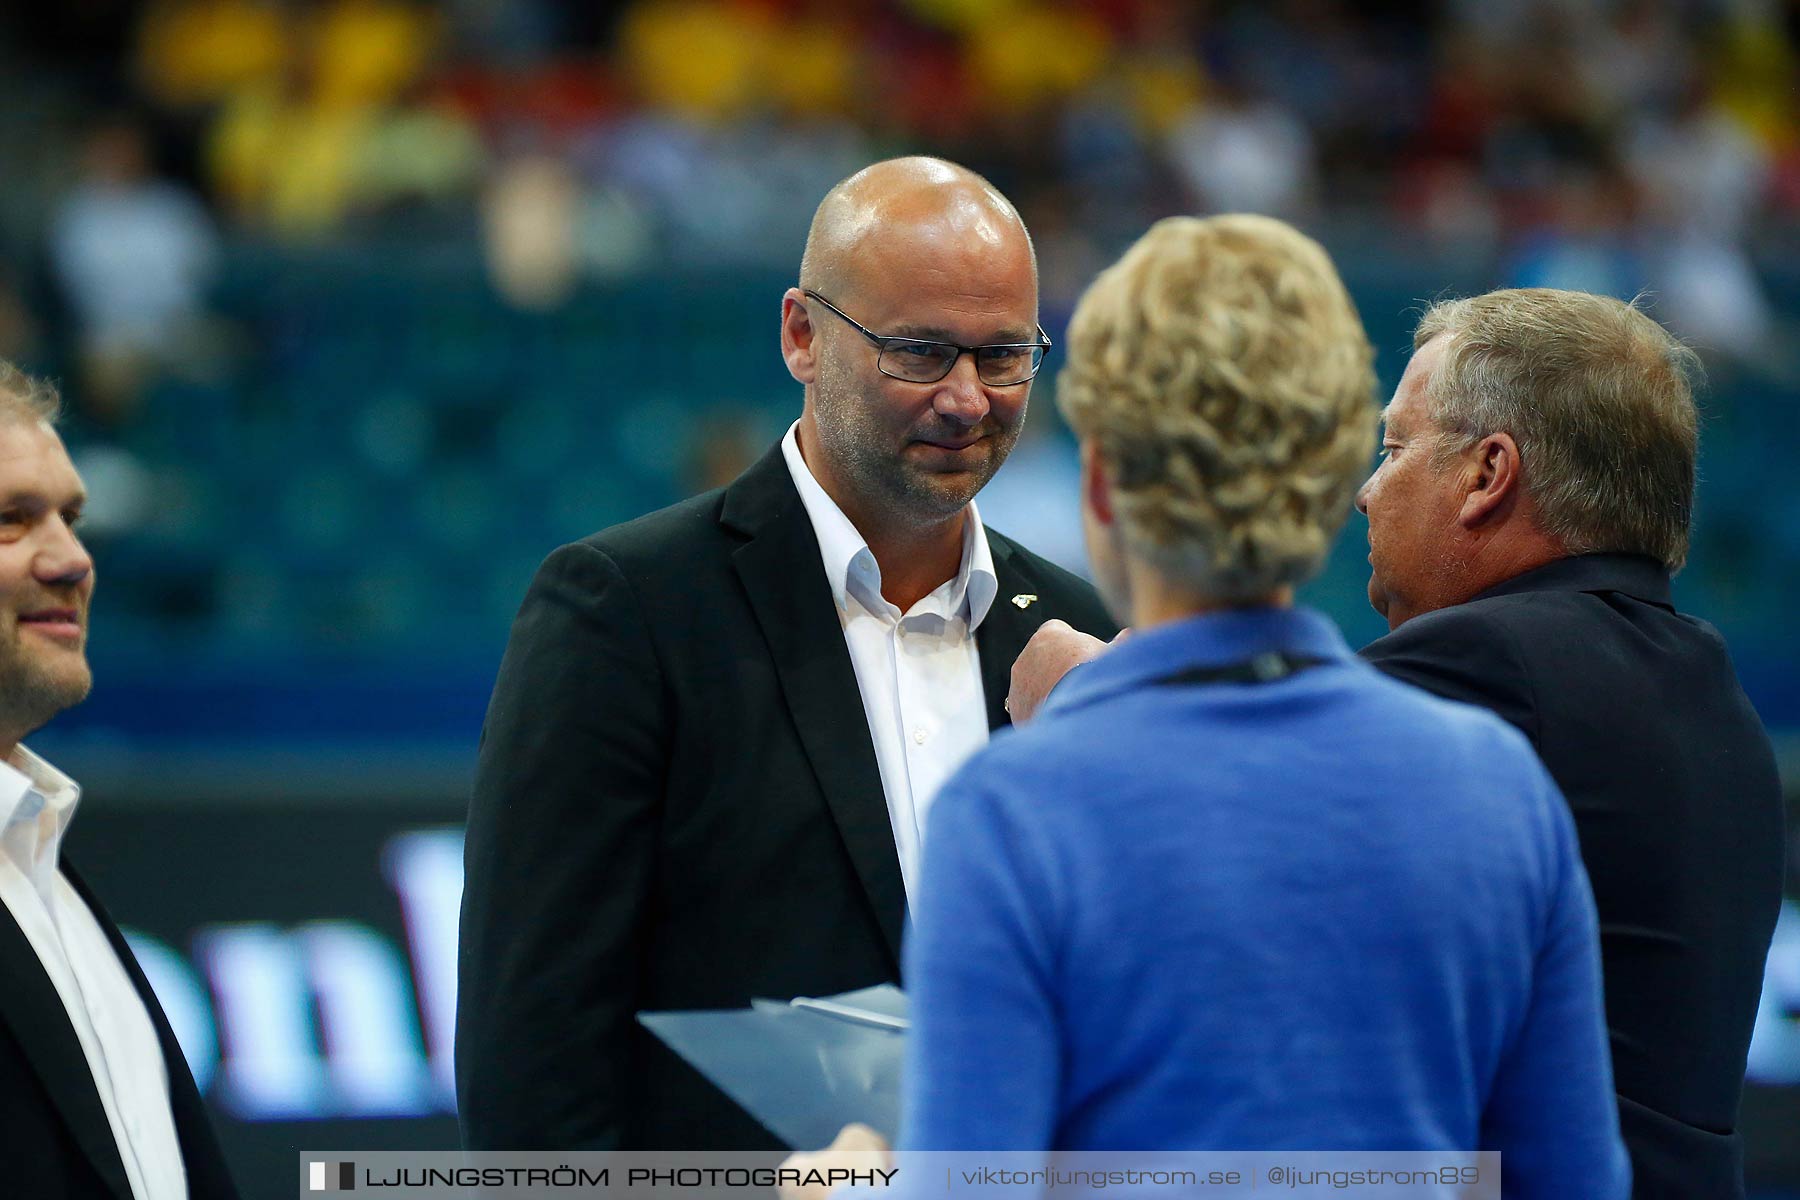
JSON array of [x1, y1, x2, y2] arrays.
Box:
[[878, 342, 1043, 385]]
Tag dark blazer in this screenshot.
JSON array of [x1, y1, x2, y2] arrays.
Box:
[[457, 442, 1117, 1150], [1362, 553, 1785, 1200], [0, 861, 240, 1200]]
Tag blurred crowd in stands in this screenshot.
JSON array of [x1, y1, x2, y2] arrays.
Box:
[[0, 0, 1797, 688], [6, 0, 1799, 350]]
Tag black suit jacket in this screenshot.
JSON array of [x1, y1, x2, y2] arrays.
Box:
[[1362, 553, 1785, 1200], [0, 861, 240, 1200], [457, 443, 1117, 1150]]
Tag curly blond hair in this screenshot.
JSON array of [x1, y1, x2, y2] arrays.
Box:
[[1056, 215, 1376, 600]]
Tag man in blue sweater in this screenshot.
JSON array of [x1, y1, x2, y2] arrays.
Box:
[[788, 216, 1628, 1197]]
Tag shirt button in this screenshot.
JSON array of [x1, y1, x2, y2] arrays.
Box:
[[912, 729, 927, 745]]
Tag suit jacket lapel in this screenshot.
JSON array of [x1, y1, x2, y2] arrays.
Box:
[[65, 864, 237, 1200], [723, 446, 905, 968], [977, 534, 1049, 733], [0, 877, 135, 1200]]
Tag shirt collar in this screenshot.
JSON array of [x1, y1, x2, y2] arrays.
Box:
[[781, 422, 998, 629], [0, 744, 82, 841], [1045, 605, 1354, 718]]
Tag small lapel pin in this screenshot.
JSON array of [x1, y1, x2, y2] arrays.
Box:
[[1011, 594, 1038, 609]]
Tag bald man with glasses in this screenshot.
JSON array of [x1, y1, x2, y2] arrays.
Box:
[[456, 157, 1114, 1151]]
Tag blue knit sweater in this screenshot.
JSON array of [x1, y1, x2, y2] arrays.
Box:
[[897, 607, 1629, 1199]]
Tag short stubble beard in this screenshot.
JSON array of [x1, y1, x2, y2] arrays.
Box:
[[810, 360, 1024, 530], [0, 627, 91, 747]]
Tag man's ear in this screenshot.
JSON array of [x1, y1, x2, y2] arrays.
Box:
[[1457, 431, 1523, 528], [781, 288, 817, 385], [1081, 439, 1115, 526]]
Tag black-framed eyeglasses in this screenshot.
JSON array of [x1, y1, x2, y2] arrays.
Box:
[[802, 289, 1051, 386]]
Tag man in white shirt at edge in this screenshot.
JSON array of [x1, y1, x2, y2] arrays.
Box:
[[0, 359, 239, 1200]]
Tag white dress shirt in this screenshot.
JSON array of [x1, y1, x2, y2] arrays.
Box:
[[782, 423, 998, 898], [0, 746, 188, 1200]]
